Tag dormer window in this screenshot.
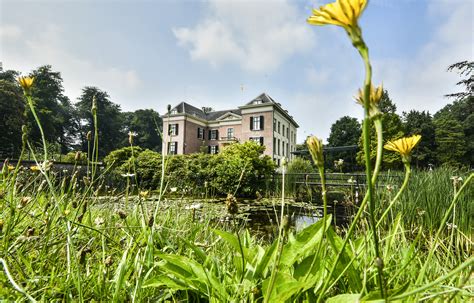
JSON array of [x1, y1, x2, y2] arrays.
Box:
[[254, 100, 262, 105], [171, 109, 177, 114]]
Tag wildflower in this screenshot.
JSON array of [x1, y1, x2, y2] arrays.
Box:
[[384, 135, 421, 163], [347, 177, 355, 184], [307, 0, 367, 34], [185, 203, 202, 210], [446, 223, 457, 230], [18, 196, 31, 209], [17, 76, 34, 94], [139, 190, 149, 200], [386, 185, 393, 193], [117, 210, 127, 219], [128, 131, 138, 145], [94, 217, 105, 226], [450, 176, 463, 186], [86, 131, 92, 141], [104, 255, 114, 267], [7, 165, 14, 171], [170, 187, 178, 193], [121, 173, 135, 178], [226, 193, 238, 215], [75, 151, 82, 162], [355, 84, 383, 118], [30, 165, 40, 172], [307, 136, 324, 168]]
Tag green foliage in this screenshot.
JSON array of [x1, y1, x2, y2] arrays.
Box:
[[0, 78, 25, 158], [28, 65, 76, 154], [326, 116, 361, 171], [357, 90, 404, 168], [123, 109, 162, 151], [402, 110, 436, 167], [434, 97, 473, 166], [104, 146, 144, 168], [76, 87, 126, 157], [210, 141, 275, 196], [433, 116, 467, 167]]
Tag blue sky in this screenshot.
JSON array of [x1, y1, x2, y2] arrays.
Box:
[[1, 0, 472, 142]]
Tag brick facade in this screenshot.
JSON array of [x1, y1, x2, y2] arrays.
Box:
[[161, 93, 298, 163]]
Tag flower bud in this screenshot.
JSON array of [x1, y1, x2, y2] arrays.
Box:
[[75, 151, 81, 162], [91, 95, 97, 115], [307, 136, 324, 168], [86, 131, 92, 141]]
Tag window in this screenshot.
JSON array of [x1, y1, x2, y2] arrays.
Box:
[[169, 123, 179, 136], [287, 127, 289, 139], [209, 129, 218, 140], [197, 127, 204, 139], [278, 121, 280, 133], [227, 128, 234, 139], [273, 118, 276, 130], [168, 142, 177, 155], [250, 115, 264, 131], [282, 125, 285, 136], [286, 143, 289, 157], [254, 100, 262, 105], [171, 109, 177, 114], [273, 137, 276, 152], [209, 145, 219, 154], [277, 139, 280, 155], [250, 137, 264, 146]]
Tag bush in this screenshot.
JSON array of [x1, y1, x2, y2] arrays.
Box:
[[103, 141, 275, 196], [210, 141, 275, 196]]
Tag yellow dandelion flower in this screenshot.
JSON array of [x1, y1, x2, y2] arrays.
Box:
[[307, 0, 367, 32], [307, 136, 324, 168], [30, 165, 41, 172], [384, 135, 421, 162], [17, 76, 35, 94], [8, 165, 15, 171], [355, 83, 383, 118]]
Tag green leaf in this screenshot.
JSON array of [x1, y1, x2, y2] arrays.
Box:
[[279, 215, 331, 267], [262, 271, 307, 302], [213, 229, 251, 262], [326, 226, 362, 291], [253, 240, 277, 279], [326, 294, 360, 303]]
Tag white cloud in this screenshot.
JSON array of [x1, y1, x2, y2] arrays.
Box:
[[373, 0, 473, 114], [1, 24, 142, 105], [0, 24, 22, 39], [173, 0, 316, 72]]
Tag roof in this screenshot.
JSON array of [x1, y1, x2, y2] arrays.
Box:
[[165, 93, 298, 127]]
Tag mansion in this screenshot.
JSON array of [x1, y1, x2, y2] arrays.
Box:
[[161, 93, 299, 165]]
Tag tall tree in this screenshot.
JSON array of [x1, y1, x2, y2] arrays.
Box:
[[445, 61, 473, 101], [0, 73, 25, 158], [326, 116, 361, 171], [356, 90, 404, 168], [402, 110, 436, 167], [433, 116, 467, 167], [76, 87, 125, 157], [27, 65, 76, 154], [122, 109, 162, 151]]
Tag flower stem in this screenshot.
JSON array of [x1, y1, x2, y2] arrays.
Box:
[[372, 118, 383, 184], [359, 42, 386, 300], [377, 162, 410, 227], [26, 95, 48, 162]]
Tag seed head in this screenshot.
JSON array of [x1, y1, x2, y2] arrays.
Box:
[[226, 193, 238, 215]]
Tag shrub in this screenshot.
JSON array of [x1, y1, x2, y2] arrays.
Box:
[[210, 141, 275, 196]]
